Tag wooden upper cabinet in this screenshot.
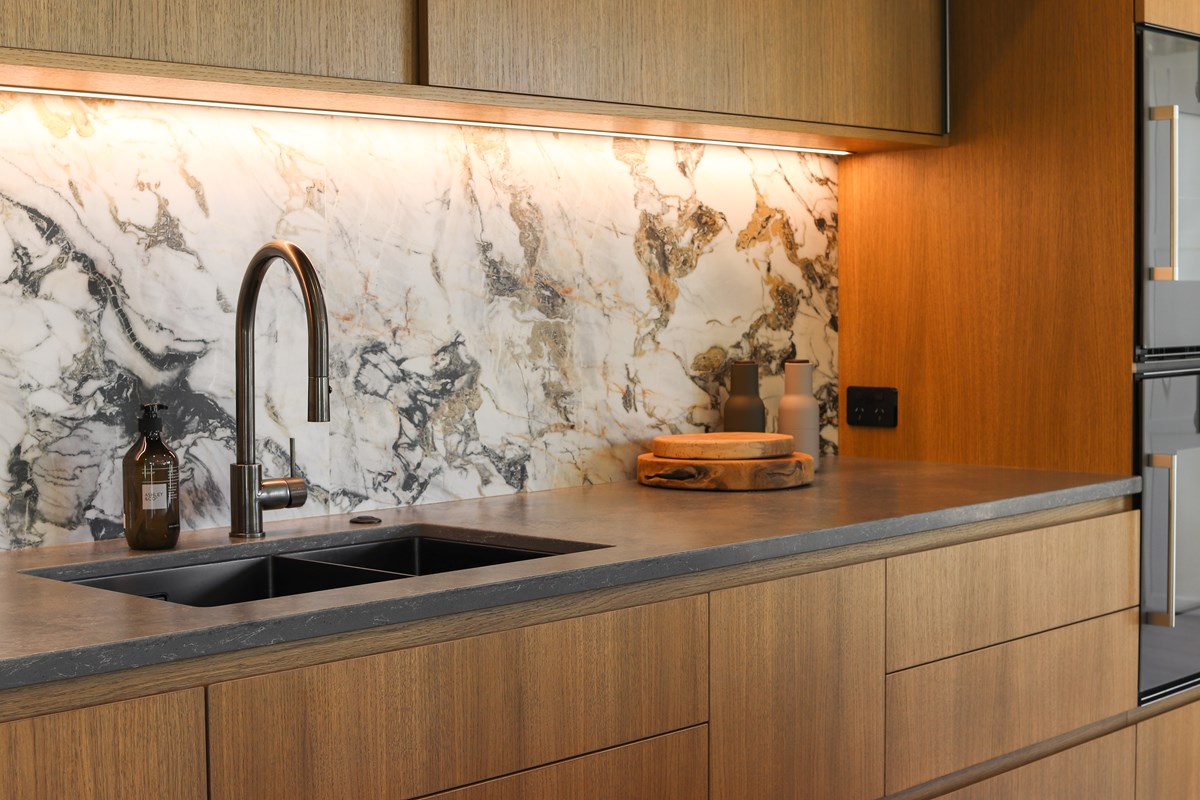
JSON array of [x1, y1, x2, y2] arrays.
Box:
[[423, 0, 946, 134], [0, 689, 207, 800], [208, 596, 707, 800], [1138, 0, 1200, 36], [0, 0, 418, 83]]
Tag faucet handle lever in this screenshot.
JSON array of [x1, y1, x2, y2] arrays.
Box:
[[289, 437, 297, 477]]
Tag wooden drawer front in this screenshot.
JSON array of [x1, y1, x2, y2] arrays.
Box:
[[886, 609, 1138, 794], [1136, 697, 1200, 798], [0, 689, 207, 800], [425, 726, 707, 800], [711, 561, 885, 800], [887, 511, 1138, 671], [933, 728, 1135, 800], [208, 595, 708, 800]]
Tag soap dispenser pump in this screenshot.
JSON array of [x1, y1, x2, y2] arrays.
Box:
[[122, 402, 181, 550]]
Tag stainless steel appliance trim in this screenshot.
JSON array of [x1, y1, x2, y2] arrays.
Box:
[[1150, 104, 1180, 281], [1147, 452, 1179, 628]]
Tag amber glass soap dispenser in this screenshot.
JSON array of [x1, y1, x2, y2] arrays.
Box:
[[122, 402, 181, 550]]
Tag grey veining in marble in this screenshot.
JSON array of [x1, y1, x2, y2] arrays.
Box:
[[0, 91, 838, 548], [0, 457, 1139, 691]]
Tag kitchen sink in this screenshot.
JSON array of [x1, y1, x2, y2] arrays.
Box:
[[33, 527, 606, 608], [72, 555, 400, 607], [286, 536, 553, 575]]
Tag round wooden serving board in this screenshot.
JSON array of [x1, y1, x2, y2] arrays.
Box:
[[650, 432, 795, 461], [637, 452, 814, 491]]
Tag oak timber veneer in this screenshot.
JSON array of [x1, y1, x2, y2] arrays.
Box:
[[710, 561, 885, 800], [885, 608, 1139, 793], [0, 689, 206, 800], [1138, 0, 1200, 36], [423, 0, 945, 134], [0, 0, 417, 83], [840, 0, 1133, 473], [934, 728, 1135, 800], [886, 511, 1139, 671], [424, 727, 708, 800], [208, 596, 707, 800], [1136, 697, 1200, 798]]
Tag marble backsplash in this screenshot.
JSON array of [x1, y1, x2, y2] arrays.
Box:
[[0, 91, 838, 549]]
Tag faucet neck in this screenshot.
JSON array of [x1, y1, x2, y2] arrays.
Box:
[[233, 241, 330, 466]]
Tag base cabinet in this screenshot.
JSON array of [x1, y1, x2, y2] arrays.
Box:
[[0, 689, 206, 800], [208, 596, 707, 800], [934, 728, 1135, 800], [425, 727, 708, 800], [1137, 698, 1200, 799], [710, 561, 885, 800]]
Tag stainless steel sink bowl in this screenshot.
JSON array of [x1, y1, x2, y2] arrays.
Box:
[[35, 526, 606, 608]]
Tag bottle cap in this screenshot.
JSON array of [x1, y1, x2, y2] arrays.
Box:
[[138, 402, 168, 435]]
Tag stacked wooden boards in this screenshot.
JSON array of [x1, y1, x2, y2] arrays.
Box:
[[637, 433, 815, 491]]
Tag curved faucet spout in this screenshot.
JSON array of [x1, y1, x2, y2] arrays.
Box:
[[231, 240, 330, 538]]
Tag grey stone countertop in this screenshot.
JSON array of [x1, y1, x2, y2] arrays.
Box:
[[0, 456, 1140, 692]]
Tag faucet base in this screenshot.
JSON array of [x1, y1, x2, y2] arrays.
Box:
[[230, 462, 264, 538]]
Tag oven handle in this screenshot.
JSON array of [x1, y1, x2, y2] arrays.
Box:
[[1150, 105, 1179, 282], [1147, 453, 1178, 628]]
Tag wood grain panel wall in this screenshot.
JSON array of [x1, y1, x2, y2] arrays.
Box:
[[1138, 0, 1200, 36], [0, 0, 417, 83], [840, 0, 1134, 473]]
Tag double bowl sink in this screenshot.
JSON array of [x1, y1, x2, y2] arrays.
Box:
[[32, 525, 608, 608]]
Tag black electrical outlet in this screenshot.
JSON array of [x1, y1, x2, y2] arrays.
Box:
[[846, 386, 898, 428]]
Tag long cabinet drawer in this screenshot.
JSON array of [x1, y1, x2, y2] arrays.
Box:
[[886, 608, 1138, 793], [887, 511, 1138, 671], [932, 728, 1135, 800], [208, 596, 708, 800], [425, 726, 708, 800]]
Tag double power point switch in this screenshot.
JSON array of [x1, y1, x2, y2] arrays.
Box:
[[846, 386, 898, 428]]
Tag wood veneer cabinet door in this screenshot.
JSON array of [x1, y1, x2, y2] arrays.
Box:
[[1136, 698, 1200, 798], [886, 609, 1139, 793], [0, 0, 418, 83], [0, 689, 206, 800], [424, 726, 708, 800], [710, 561, 885, 800], [887, 511, 1139, 671], [935, 728, 1135, 800], [424, 0, 945, 134], [208, 596, 708, 800], [1138, 0, 1200, 35]]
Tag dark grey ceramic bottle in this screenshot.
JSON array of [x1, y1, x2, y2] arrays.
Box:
[[723, 360, 766, 432]]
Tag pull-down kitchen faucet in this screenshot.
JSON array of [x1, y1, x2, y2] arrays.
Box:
[[229, 240, 329, 538]]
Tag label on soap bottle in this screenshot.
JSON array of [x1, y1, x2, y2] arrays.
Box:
[[142, 483, 168, 510]]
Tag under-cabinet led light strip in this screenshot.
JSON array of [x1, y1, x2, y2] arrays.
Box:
[[0, 84, 851, 156]]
